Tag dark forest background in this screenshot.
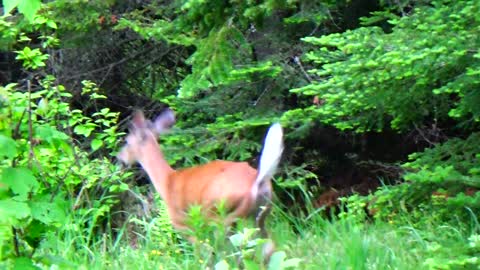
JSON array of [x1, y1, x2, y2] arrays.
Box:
[[1, 0, 479, 269]]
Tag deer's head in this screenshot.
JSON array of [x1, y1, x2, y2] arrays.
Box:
[[117, 109, 175, 165]]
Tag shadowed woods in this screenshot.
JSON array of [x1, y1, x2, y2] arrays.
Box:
[[1, 0, 479, 269]]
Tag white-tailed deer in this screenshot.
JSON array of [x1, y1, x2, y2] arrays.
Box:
[[117, 109, 283, 259]]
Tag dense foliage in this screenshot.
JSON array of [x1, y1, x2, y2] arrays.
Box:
[[1, 0, 479, 269], [296, 0, 480, 223]]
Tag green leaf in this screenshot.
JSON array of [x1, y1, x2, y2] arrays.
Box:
[[243, 259, 261, 270], [0, 199, 30, 221], [35, 125, 69, 144], [33, 15, 46, 24], [30, 200, 66, 225], [0, 222, 13, 242], [73, 124, 95, 137], [36, 254, 77, 269], [13, 256, 41, 270], [46, 20, 57, 29], [268, 251, 287, 270], [0, 167, 39, 201], [0, 134, 17, 159], [214, 260, 230, 270], [18, 0, 42, 22], [283, 258, 302, 268], [3, 0, 21, 14], [24, 219, 47, 248], [91, 139, 103, 151], [229, 232, 244, 247], [119, 183, 129, 191]]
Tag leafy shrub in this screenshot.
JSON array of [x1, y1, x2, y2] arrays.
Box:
[[0, 11, 131, 267], [292, 0, 480, 132], [364, 133, 480, 223]]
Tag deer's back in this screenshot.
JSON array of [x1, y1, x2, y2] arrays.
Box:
[[165, 160, 258, 219]]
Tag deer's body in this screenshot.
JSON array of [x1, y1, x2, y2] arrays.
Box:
[[117, 109, 283, 259], [165, 161, 261, 228]]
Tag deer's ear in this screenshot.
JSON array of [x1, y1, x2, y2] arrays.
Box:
[[131, 110, 147, 129], [152, 108, 175, 134]]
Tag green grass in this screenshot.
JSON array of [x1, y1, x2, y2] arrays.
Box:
[[276, 220, 423, 269], [29, 205, 480, 270]]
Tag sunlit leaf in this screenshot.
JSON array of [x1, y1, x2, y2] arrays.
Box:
[[0, 167, 39, 201], [214, 260, 230, 270], [3, 0, 21, 14], [0, 199, 30, 221], [0, 134, 17, 159], [91, 138, 103, 151], [18, 0, 42, 22]]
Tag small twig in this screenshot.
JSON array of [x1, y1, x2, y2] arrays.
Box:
[[126, 188, 151, 216], [413, 123, 436, 146], [27, 80, 34, 168], [26, 80, 50, 188], [98, 64, 114, 88], [326, 9, 341, 30], [54, 85, 82, 168], [12, 227, 20, 257], [356, 160, 404, 178], [122, 46, 179, 81], [308, 24, 321, 36], [62, 44, 156, 81], [293, 56, 313, 83], [12, 108, 27, 140], [72, 185, 86, 210], [10, 113, 21, 257], [253, 83, 273, 107]]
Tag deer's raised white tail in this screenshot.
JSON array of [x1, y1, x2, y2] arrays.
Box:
[[252, 122, 284, 200]]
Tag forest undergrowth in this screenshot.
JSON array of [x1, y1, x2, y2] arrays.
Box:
[[34, 196, 480, 270], [1, 0, 480, 269]]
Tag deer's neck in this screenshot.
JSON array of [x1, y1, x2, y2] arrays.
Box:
[[138, 143, 174, 200]]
